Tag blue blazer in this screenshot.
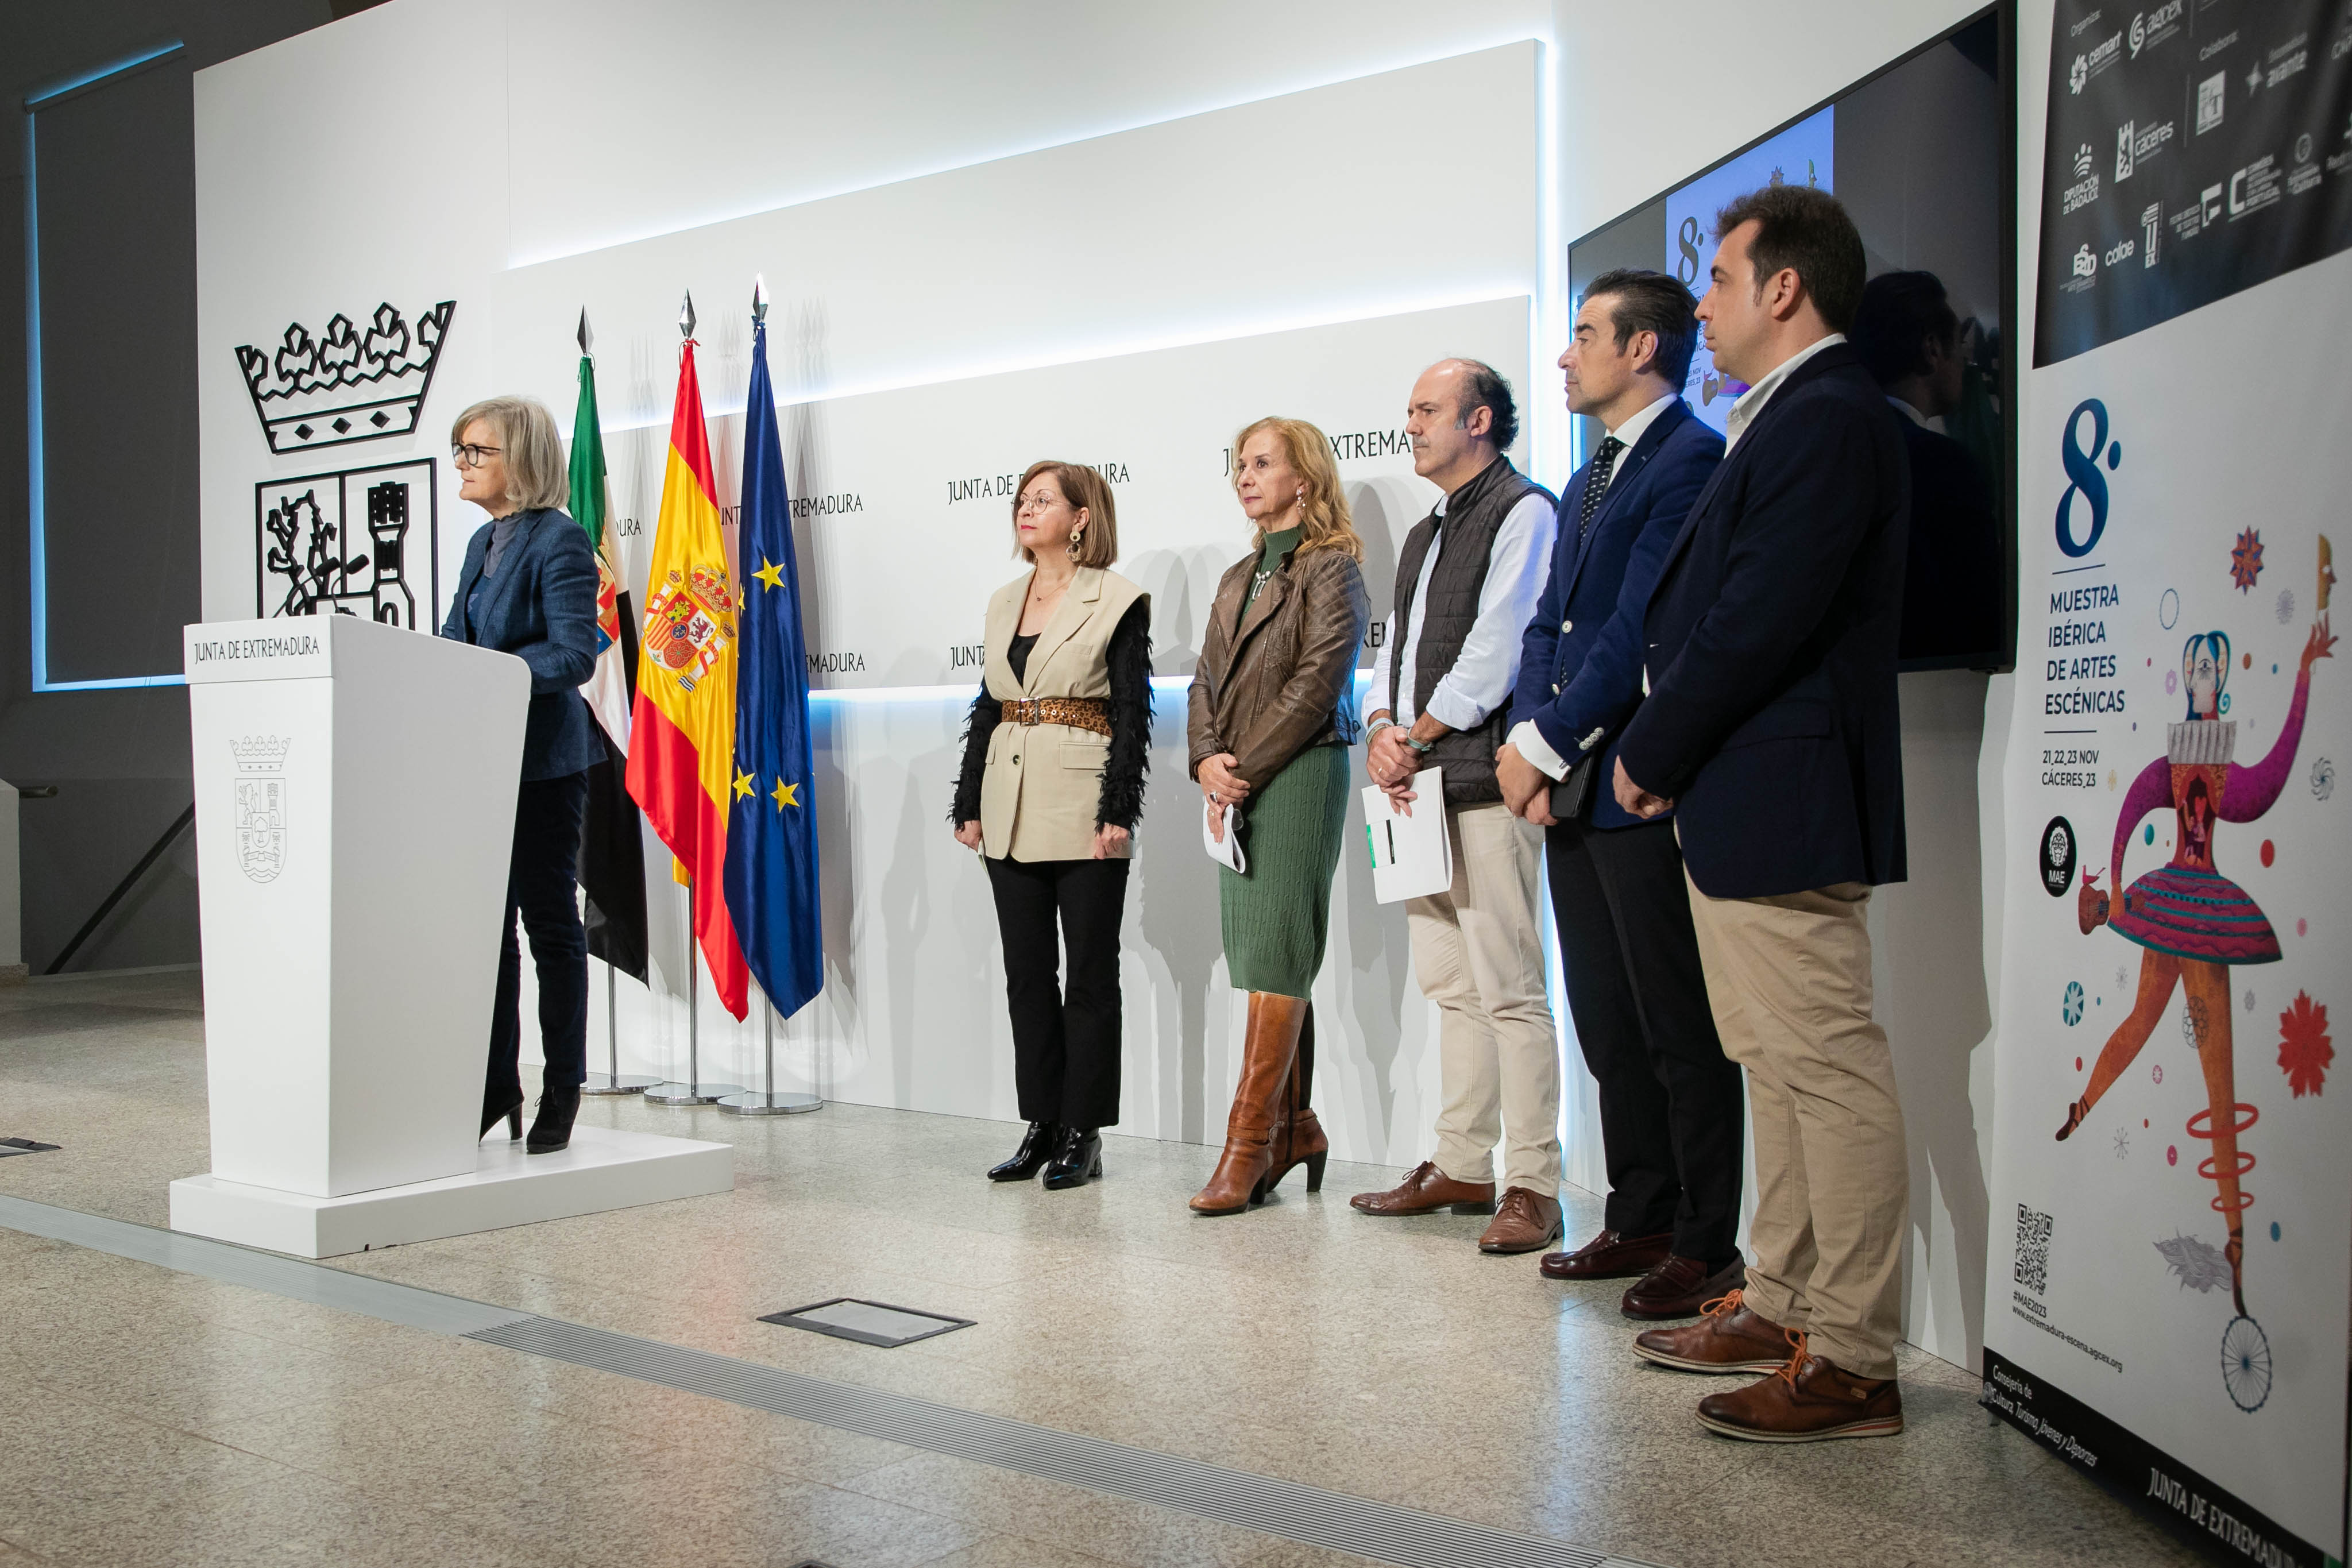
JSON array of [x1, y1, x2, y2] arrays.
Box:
[[1615, 342, 1909, 899], [439, 507, 602, 781], [1509, 399, 1722, 830]]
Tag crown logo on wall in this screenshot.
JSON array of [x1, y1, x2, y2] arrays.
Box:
[[235, 300, 457, 454]]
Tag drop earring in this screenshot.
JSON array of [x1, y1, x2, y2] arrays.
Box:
[[1069, 525, 1084, 547]]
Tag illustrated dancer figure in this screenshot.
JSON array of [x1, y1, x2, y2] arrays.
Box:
[[2060, 614, 2333, 1316]]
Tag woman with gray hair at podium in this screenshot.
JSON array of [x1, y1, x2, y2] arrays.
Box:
[[438, 395, 601, 1154]]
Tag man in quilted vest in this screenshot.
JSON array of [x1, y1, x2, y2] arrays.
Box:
[[1350, 359, 1565, 1256]]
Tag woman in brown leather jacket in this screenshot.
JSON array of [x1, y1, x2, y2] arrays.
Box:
[[1186, 416, 1370, 1215]]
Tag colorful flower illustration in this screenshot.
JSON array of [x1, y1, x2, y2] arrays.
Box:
[[2231, 528, 2264, 593], [2277, 991, 2332, 1098]]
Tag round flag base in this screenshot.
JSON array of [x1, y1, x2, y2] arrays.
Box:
[[718, 1090, 822, 1117], [644, 1082, 740, 1106], [580, 1073, 659, 1096]]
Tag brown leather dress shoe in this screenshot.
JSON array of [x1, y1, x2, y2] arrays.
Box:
[[1477, 1188, 1563, 1254], [1631, 1288, 1793, 1374], [1696, 1349, 1904, 1442], [1539, 1227, 1673, 1281], [1349, 1160, 1496, 1216], [1621, 1255, 1747, 1320]]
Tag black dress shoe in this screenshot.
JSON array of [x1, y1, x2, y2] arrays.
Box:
[[988, 1121, 1062, 1181], [1621, 1254, 1745, 1319], [1041, 1127, 1103, 1189], [481, 1090, 524, 1142], [1538, 1227, 1672, 1280], [526, 1086, 580, 1154]]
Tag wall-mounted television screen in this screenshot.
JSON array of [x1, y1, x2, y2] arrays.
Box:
[[1567, 7, 2013, 672]]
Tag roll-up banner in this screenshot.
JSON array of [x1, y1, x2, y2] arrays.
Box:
[[1986, 3, 2351, 1564]]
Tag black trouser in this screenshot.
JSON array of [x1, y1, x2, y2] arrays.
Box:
[[486, 770, 590, 1102], [984, 855, 1128, 1128], [1546, 814, 1743, 1265]]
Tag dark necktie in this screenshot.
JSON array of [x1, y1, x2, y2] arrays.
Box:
[[1575, 436, 1624, 542]]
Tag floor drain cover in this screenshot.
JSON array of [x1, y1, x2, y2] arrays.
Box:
[[759, 1297, 974, 1347], [0, 1140, 59, 1157]]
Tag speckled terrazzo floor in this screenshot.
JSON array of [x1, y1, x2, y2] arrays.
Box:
[[0, 968, 2205, 1568]]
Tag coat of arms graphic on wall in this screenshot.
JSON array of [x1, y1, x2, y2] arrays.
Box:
[[231, 736, 291, 884], [235, 300, 455, 454], [254, 458, 438, 626]]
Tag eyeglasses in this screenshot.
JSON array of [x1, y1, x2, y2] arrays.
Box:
[[451, 443, 503, 468]]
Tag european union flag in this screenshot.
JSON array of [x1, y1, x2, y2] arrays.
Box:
[[721, 307, 823, 1017]]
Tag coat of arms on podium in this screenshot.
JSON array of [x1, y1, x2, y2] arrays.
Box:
[[254, 458, 439, 627], [235, 300, 455, 455], [231, 736, 291, 884]]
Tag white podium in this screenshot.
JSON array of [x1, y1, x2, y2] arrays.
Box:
[[169, 617, 730, 1257]]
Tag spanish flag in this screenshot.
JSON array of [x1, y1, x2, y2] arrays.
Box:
[[624, 334, 750, 1019]]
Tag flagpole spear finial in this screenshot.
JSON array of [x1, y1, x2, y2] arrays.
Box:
[[679, 290, 697, 341], [577, 307, 593, 356], [752, 273, 768, 325]]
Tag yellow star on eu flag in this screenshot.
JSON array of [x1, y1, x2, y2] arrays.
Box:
[[733, 769, 755, 800], [771, 778, 800, 810], [753, 557, 786, 591]]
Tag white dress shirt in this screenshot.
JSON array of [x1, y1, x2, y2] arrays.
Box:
[[1723, 333, 1845, 452], [1504, 393, 1675, 781], [1363, 487, 1558, 733]]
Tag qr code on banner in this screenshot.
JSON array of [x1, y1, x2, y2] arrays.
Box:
[[2015, 1204, 2054, 1294]]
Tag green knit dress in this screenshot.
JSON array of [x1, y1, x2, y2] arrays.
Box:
[[1219, 528, 1353, 999]]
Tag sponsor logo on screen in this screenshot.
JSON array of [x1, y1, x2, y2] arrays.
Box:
[[2130, 2, 2182, 57], [2196, 71, 2226, 133], [2114, 117, 2172, 180]]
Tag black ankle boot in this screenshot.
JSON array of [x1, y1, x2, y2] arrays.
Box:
[[526, 1086, 580, 1154], [481, 1090, 524, 1142], [1042, 1127, 1102, 1190], [988, 1121, 1061, 1181]]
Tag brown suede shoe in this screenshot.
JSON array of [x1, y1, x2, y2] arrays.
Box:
[[1539, 1227, 1673, 1281], [1477, 1188, 1563, 1254], [1631, 1288, 1792, 1374], [1621, 1255, 1747, 1320], [1696, 1350, 1904, 1442], [1349, 1160, 1496, 1216]]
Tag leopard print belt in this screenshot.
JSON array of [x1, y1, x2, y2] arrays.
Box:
[[1002, 697, 1113, 738]]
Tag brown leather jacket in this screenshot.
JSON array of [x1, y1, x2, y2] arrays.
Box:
[[1188, 543, 1370, 788]]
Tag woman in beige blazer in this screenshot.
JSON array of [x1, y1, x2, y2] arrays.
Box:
[[952, 461, 1150, 1190]]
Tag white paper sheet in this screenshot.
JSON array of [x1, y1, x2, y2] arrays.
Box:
[[1202, 798, 1246, 874], [1362, 767, 1451, 903]]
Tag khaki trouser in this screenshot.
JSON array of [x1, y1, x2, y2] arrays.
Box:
[[1684, 871, 1908, 1381], [1412, 802, 1562, 1194]]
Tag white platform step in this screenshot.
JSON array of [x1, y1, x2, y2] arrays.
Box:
[[169, 1124, 733, 1259]]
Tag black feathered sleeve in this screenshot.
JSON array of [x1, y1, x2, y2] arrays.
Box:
[[1096, 598, 1153, 831], [950, 685, 1000, 826]]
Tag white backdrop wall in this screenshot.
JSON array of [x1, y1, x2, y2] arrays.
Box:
[[195, 0, 2007, 1372]]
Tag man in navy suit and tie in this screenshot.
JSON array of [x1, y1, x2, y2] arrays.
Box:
[[1496, 271, 1744, 1322], [1612, 186, 1911, 1443]]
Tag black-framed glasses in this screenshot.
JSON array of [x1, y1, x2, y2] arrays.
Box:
[[452, 443, 503, 468]]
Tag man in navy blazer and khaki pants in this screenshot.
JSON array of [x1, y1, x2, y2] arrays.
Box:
[[1496, 270, 1747, 1322], [1613, 187, 1913, 1443]]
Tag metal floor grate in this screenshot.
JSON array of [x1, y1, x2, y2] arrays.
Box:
[[0, 1194, 1667, 1568], [758, 1296, 974, 1347]]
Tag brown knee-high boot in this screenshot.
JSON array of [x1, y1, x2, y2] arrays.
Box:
[[1264, 1002, 1328, 1195], [1191, 992, 1306, 1215]]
